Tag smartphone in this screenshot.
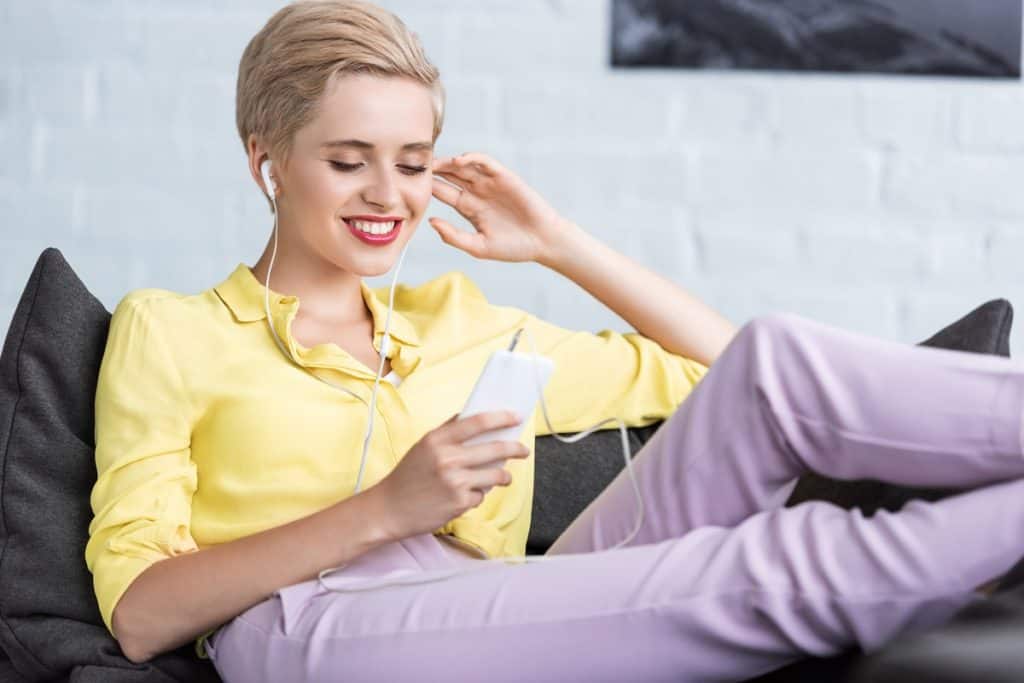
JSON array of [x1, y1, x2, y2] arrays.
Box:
[[457, 349, 555, 455]]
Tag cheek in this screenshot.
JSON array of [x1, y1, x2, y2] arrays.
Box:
[[294, 166, 350, 206], [407, 178, 434, 216], [323, 172, 362, 199]]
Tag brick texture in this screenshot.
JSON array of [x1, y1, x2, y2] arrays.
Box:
[[3, 0, 1023, 359]]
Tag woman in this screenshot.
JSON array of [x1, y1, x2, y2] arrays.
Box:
[[85, 1, 1024, 681]]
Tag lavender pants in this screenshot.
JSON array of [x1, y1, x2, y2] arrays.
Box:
[[205, 313, 1024, 682]]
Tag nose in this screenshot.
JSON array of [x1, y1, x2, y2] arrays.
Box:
[[360, 165, 401, 210]]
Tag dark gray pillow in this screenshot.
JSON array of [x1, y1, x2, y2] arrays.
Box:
[[528, 421, 662, 554], [0, 648, 26, 683], [0, 248, 220, 682], [851, 589, 1024, 682]]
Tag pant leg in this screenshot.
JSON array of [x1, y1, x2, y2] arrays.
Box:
[[548, 311, 1024, 555], [205, 475, 1024, 683], [205, 313, 1024, 682]]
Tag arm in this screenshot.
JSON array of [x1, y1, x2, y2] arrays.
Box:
[[429, 153, 738, 368], [114, 483, 396, 664], [88, 296, 399, 663], [538, 222, 739, 369]]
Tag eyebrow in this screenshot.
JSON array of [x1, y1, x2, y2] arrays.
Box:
[[320, 139, 434, 152]]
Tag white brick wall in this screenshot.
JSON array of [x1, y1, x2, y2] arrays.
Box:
[[4, 0, 1024, 361]]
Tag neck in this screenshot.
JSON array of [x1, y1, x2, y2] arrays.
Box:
[[250, 240, 371, 327]]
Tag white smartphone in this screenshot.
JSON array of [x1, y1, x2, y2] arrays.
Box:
[[457, 349, 555, 458]]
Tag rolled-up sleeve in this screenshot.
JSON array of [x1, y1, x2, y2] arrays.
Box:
[[85, 295, 199, 638], [511, 310, 711, 436]]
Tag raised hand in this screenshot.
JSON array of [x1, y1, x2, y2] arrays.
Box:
[[429, 152, 578, 266]]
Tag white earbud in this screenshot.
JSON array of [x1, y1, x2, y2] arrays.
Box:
[[260, 159, 277, 200]]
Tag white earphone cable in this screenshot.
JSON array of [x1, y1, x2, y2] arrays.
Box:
[[260, 187, 645, 594]]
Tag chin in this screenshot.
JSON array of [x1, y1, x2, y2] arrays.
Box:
[[361, 263, 397, 278], [349, 249, 407, 278]]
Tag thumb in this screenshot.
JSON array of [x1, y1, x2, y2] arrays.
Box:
[[439, 412, 461, 433]]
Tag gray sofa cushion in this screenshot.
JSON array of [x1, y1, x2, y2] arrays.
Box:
[[527, 420, 662, 554], [0, 648, 26, 683], [851, 588, 1024, 682], [0, 248, 219, 682]]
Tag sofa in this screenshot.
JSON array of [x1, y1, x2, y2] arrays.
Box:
[[2, 246, 1023, 682]]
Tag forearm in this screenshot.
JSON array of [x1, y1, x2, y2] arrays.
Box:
[[113, 483, 397, 664], [539, 222, 739, 368]]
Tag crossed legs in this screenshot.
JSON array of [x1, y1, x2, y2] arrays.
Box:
[[548, 312, 1024, 651], [208, 313, 1024, 682]]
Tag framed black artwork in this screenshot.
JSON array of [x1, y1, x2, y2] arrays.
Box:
[[611, 0, 1022, 78]]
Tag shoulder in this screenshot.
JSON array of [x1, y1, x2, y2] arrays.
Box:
[[415, 271, 531, 336], [111, 288, 179, 321], [110, 287, 211, 336], [417, 270, 488, 304], [116, 287, 181, 308], [370, 270, 489, 312]]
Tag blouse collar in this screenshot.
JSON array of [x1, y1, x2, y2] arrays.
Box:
[[213, 262, 421, 349], [213, 262, 423, 380]]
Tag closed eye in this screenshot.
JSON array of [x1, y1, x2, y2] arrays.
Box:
[[329, 161, 428, 176], [329, 161, 363, 172]]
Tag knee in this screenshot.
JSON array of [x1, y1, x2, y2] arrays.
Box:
[[727, 313, 812, 376], [738, 312, 805, 345]]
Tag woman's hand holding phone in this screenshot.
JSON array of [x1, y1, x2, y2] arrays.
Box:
[[371, 410, 530, 540]]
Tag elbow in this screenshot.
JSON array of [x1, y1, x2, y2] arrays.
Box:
[[112, 604, 152, 665], [121, 641, 152, 666], [116, 630, 152, 665]]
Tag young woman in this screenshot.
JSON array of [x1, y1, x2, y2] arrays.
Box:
[[85, 1, 1024, 681]]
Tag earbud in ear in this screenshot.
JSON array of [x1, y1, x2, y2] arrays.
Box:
[[260, 159, 276, 200]]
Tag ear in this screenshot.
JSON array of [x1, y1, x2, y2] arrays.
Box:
[[247, 134, 278, 204]]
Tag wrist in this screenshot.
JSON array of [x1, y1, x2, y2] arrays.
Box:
[[537, 218, 588, 272], [352, 482, 402, 548]]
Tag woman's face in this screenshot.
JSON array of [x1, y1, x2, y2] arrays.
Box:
[[269, 73, 436, 277]]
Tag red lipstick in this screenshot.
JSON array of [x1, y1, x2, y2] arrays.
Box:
[[344, 217, 403, 245]]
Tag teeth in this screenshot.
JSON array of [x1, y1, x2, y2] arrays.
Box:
[[351, 220, 396, 235]]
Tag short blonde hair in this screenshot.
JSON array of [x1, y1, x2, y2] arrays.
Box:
[[236, 0, 444, 180]]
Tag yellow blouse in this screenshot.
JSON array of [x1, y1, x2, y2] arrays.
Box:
[[85, 262, 710, 658]]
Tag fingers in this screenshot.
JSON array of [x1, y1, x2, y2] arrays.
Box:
[[445, 410, 523, 445], [433, 165, 479, 189], [431, 175, 463, 205], [450, 152, 503, 176], [428, 217, 486, 256], [462, 439, 531, 470], [468, 466, 513, 495], [433, 152, 501, 185]]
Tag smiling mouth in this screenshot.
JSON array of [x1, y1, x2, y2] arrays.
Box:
[[344, 218, 400, 236]]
